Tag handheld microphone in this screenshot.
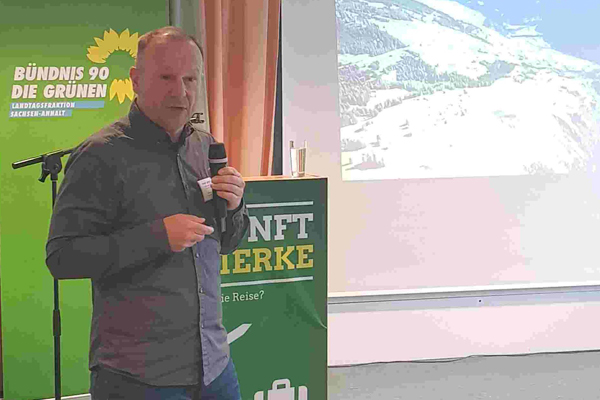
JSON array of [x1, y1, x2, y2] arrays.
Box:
[[209, 142, 228, 233]]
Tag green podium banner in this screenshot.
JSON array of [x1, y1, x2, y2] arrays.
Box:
[[223, 176, 328, 400], [0, 2, 166, 399]]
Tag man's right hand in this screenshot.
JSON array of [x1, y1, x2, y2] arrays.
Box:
[[163, 214, 214, 252]]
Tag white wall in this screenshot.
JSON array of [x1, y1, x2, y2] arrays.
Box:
[[281, 0, 600, 365], [327, 286, 600, 365]]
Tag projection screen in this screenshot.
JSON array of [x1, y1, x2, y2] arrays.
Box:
[[282, 0, 600, 294]]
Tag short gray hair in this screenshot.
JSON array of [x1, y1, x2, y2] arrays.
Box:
[[136, 26, 203, 68]]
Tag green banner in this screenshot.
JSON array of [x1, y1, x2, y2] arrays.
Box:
[[1, 4, 327, 400], [223, 177, 328, 400], [0, 2, 166, 399]]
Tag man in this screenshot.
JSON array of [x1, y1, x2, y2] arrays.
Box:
[[46, 26, 249, 400]]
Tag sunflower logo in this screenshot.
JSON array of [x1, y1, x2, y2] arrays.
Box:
[[86, 29, 138, 104]]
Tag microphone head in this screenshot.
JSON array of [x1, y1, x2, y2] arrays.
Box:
[[209, 142, 227, 160]]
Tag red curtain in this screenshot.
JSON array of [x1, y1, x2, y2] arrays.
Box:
[[200, 0, 280, 176]]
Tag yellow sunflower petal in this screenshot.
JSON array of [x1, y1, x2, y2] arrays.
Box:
[[109, 79, 118, 100], [130, 32, 139, 58], [87, 46, 106, 63], [124, 78, 135, 102], [118, 90, 127, 103], [110, 79, 135, 104], [121, 31, 139, 58], [117, 29, 130, 51], [103, 29, 120, 53]]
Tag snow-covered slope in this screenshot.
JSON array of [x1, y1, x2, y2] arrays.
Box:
[[336, 0, 600, 180]]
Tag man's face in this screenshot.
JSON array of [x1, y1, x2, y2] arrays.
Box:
[[130, 38, 201, 136]]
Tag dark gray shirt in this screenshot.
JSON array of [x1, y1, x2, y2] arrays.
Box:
[[45, 103, 249, 386]]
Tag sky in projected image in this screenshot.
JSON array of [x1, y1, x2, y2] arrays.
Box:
[[336, 0, 600, 181]]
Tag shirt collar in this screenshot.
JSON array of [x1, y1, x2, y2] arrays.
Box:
[[127, 100, 193, 148]]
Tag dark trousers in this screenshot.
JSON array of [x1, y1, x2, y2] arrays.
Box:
[[90, 358, 241, 400]]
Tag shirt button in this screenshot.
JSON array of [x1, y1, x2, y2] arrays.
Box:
[[195, 252, 199, 258]]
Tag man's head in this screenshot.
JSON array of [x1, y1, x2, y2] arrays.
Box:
[[130, 26, 203, 138]]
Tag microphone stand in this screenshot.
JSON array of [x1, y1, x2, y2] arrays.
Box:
[[12, 147, 74, 400]]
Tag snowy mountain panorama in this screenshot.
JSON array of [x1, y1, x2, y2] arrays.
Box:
[[336, 0, 600, 181]]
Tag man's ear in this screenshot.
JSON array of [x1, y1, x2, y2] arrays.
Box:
[[130, 66, 139, 93]]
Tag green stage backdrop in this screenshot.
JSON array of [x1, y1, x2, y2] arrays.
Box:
[[0, 2, 167, 399], [1, 4, 328, 400], [224, 177, 328, 400]]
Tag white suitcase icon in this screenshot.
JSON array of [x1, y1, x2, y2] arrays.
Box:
[[254, 378, 308, 400]]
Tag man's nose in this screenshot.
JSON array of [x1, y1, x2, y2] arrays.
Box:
[[169, 78, 186, 97]]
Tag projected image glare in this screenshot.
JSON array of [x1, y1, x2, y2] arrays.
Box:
[[336, 0, 600, 180]]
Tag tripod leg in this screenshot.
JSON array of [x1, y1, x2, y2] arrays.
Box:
[[54, 278, 61, 400]]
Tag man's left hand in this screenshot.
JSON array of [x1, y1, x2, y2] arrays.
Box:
[[211, 167, 245, 210]]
